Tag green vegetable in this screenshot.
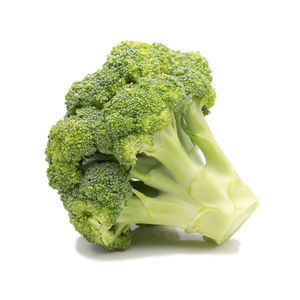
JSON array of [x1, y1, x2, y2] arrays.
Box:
[[46, 41, 259, 251]]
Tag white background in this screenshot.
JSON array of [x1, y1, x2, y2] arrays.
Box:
[[1, 0, 299, 299]]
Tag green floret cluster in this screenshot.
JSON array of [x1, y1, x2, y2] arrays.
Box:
[[61, 163, 132, 250], [46, 41, 259, 251]]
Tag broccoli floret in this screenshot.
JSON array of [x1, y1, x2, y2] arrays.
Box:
[[46, 41, 259, 251], [46, 107, 101, 192], [61, 162, 132, 250]]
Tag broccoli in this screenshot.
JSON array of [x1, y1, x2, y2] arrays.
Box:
[[46, 41, 259, 251]]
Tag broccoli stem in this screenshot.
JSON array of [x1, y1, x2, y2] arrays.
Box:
[[120, 103, 259, 244], [140, 101, 236, 189], [118, 192, 199, 229], [143, 118, 200, 188], [131, 158, 191, 198], [119, 169, 259, 244], [183, 101, 236, 177], [175, 114, 204, 166]]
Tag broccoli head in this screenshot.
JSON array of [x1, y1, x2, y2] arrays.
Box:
[[46, 41, 259, 251]]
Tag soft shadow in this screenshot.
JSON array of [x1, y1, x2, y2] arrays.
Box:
[[75, 225, 240, 261]]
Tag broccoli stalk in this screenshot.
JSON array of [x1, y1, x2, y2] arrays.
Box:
[[118, 102, 259, 244]]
